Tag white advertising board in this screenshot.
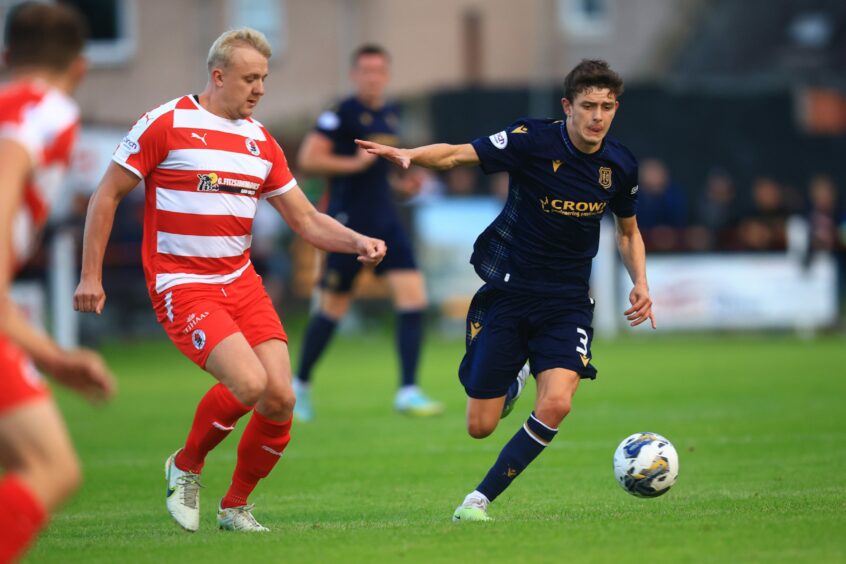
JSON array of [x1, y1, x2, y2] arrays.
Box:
[[621, 254, 838, 330]]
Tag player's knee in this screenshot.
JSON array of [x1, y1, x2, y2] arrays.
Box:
[[320, 295, 350, 319], [467, 417, 497, 439], [33, 448, 82, 510], [535, 396, 572, 427], [55, 453, 83, 502], [231, 367, 268, 407], [260, 386, 296, 420]]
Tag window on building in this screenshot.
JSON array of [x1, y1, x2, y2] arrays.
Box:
[[61, 0, 137, 66], [229, 0, 286, 57], [558, 0, 612, 39]]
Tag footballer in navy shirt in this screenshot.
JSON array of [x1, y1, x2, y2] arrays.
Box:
[[294, 45, 442, 421], [358, 59, 656, 522]]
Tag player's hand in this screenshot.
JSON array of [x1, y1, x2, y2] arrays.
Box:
[[353, 148, 378, 172], [74, 276, 106, 314], [624, 283, 656, 329], [46, 348, 116, 404], [355, 139, 412, 169], [355, 236, 387, 266]]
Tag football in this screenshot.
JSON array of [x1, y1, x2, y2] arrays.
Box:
[[613, 432, 679, 497]]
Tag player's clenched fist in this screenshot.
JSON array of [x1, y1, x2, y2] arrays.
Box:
[[355, 235, 387, 266], [73, 277, 107, 314]]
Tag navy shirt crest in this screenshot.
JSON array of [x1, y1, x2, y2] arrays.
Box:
[[314, 96, 401, 229], [470, 118, 639, 298]]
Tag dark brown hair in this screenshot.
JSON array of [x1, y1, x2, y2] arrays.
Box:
[[562, 59, 624, 101], [4, 1, 88, 71], [351, 44, 390, 67]]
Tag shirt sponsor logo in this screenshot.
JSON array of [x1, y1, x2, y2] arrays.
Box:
[[182, 311, 209, 334], [489, 130, 508, 149], [540, 196, 607, 217], [121, 137, 140, 154], [196, 172, 259, 195], [245, 137, 261, 156]]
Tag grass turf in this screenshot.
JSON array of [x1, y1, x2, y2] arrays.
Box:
[[25, 332, 846, 563]]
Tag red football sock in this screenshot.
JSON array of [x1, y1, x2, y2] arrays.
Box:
[[0, 474, 48, 564], [175, 383, 252, 474], [221, 412, 292, 508]]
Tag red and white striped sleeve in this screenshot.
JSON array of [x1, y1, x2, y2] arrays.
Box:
[[259, 134, 297, 200], [113, 99, 179, 179]]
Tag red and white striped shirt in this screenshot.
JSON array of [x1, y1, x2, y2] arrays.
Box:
[[112, 95, 297, 295], [0, 80, 80, 271]]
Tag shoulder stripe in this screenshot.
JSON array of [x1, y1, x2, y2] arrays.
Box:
[[125, 97, 181, 141]]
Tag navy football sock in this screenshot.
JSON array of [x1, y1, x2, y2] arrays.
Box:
[[396, 310, 423, 388], [476, 412, 558, 502], [296, 313, 338, 384]]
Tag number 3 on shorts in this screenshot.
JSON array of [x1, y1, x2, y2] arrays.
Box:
[[576, 327, 589, 356]]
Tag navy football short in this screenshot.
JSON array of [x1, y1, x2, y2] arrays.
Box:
[[320, 219, 417, 293], [458, 284, 597, 399]]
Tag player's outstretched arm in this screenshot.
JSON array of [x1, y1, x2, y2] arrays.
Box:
[[356, 139, 479, 171], [298, 132, 377, 176], [74, 162, 141, 314], [0, 139, 31, 306], [267, 186, 386, 265], [615, 215, 656, 329], [0, 140, 116, 403], [3, 304, 115, 403]]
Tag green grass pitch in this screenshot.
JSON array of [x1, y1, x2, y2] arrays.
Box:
[[26, 331, 846, 563]]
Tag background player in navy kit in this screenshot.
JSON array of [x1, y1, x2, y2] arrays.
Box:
[[293, 45, 442, 420], [358, 60, 656, 521]]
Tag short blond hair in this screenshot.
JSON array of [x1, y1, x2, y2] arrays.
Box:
[[207, 28, 272, 71]]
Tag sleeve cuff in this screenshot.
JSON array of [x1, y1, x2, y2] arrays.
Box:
[[261, 177, 297, 200], [111, 155, 143, 179]]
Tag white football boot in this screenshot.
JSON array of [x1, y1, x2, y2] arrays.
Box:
[[165, 450, 202, 532], [217, 502, 270, 532]]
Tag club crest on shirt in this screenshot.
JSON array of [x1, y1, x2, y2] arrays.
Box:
[[598, 167, 613, 190], [192, 329, 206, 350], [245, 137, 260, 156]]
